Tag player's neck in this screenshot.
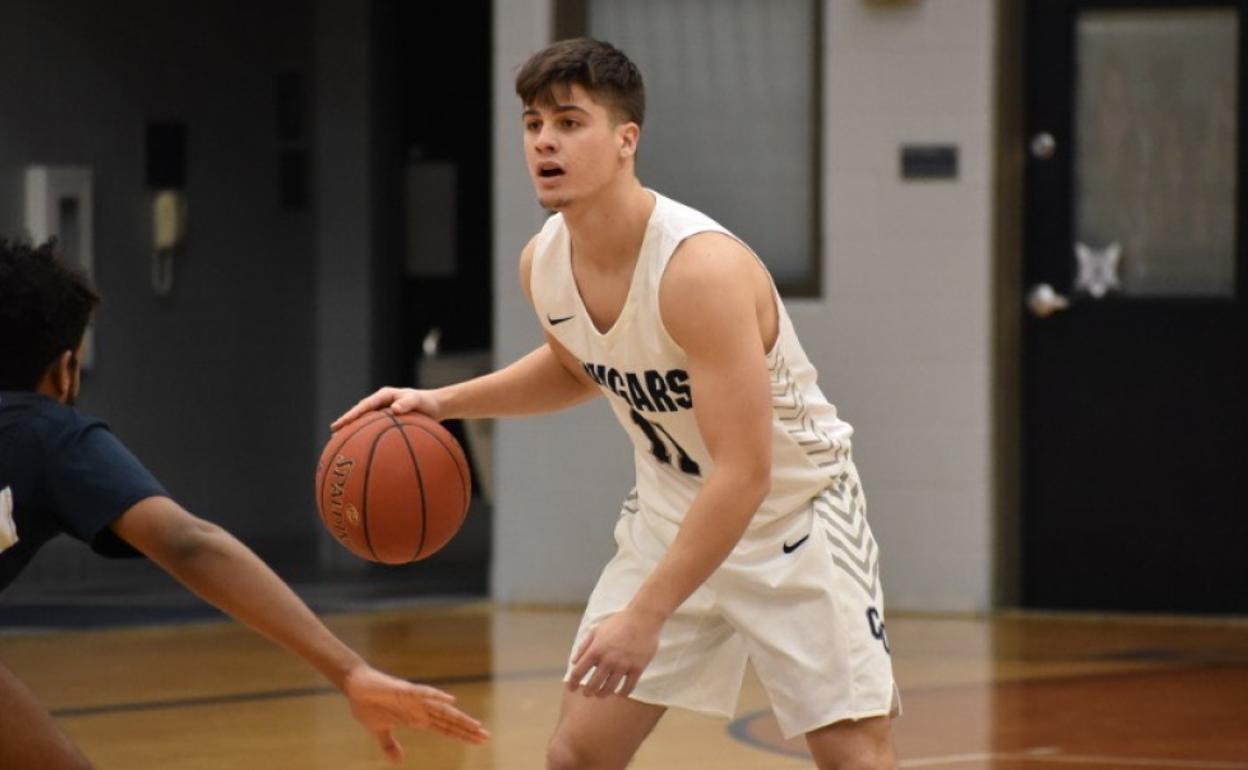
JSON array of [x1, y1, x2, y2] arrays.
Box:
[[563, 177, 653, 271]]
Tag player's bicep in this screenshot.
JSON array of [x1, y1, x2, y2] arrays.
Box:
[[662, 241, 772, 475], [685, 328, 772, 475], [110, 496, 215, 563]]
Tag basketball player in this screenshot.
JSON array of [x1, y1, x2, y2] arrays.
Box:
[[0, 239, 488, 769], [336, 38, 898, 770]]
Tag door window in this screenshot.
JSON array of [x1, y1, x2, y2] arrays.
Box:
[[1074, 9, 1238, 297]]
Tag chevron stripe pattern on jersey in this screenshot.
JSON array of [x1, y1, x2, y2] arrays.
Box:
[[814, 476, 881, 601], [767, 348, 851, 471]]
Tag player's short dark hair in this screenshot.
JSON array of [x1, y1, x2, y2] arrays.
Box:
[[0, 239, 99, 390], [515, 37, 645, 127]]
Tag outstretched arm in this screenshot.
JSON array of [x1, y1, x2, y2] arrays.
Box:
[[332, 236, 599, 429], [110, 497, 489, 762]]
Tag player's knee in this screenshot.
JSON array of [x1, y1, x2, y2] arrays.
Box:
[[546, 733, 600, 770], [809, 717, 896, 770], [545, 738, 578, 770], [814, 747, 895, 770]]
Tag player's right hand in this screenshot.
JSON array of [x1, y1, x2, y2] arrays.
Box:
[[331, 387, 441, 431], [344, 665, 489, 763]]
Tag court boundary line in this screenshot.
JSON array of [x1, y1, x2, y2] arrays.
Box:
[[52, 659, 1241, 719], [898, 751, 1248, 769]]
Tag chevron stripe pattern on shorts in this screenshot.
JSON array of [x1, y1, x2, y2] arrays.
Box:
[[814, 477, 881, 601]]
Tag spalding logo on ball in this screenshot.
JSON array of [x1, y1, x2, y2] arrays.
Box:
[[315, 411, 471, 564]]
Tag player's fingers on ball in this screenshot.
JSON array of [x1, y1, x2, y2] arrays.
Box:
[[391, 394, 420, 414], [363, 388, 394, 409]]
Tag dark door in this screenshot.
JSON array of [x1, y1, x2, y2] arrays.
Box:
[[1024, 0, 1248, 613]]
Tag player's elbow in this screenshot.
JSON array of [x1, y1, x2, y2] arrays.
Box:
[[158, 514, 230, 565], [731, 454, 772, 502]]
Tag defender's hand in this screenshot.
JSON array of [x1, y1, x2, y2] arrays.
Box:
[[567, 608, 662, 699], [343, 666, 489, 763], [331, 387, 441, 431]]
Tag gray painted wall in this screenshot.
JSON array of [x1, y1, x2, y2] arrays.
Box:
[[490, 0, 633, 603], [312, 0, 381, 574], [0, 0, 320, 588], [492, 0, 1000, 611]]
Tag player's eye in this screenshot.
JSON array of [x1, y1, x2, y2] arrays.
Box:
[[525, 120, 541, 132], [560, 118, 579, 129]]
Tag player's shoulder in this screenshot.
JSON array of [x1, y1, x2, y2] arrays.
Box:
[[0, 391, 88, 437], [519, 212, 566, 267], [520, 212, 569, 302], [0, 393, 108, 456], [666, 231, 757, 287]]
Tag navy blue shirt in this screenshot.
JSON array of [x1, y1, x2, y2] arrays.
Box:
[[0, 391, 167, 592]]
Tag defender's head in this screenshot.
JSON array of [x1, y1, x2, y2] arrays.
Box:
[[515, 38, 646, 210], [0, 239, 98, 404]]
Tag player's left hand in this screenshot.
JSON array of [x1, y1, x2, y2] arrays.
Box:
[[343, 665, 489, 763], [567, 608, 663, 698]]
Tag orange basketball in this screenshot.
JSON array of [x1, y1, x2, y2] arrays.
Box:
[[315, 410, 471, 564]]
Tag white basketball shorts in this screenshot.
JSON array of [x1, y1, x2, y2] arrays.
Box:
[[567, 466, 901, 739]]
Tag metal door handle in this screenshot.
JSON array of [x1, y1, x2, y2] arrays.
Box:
[[1027, 284, 1070, 318]]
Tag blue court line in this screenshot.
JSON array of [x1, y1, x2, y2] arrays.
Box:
[[727, 709, 809, 759]]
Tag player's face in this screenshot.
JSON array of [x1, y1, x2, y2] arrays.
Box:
[[522, 84, 637, 210]]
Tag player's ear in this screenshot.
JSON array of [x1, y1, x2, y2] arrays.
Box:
[[617, 121, 640, 159], [49, 350, 75, 403]]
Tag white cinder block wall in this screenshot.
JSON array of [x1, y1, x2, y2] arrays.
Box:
[[492, 0, 635, 604], [492, 0, 998, 611], [808, 0, 997, 612]]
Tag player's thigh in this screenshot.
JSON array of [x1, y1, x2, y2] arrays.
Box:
[[718, 483, 898, 738], [547, 687, 667, 770], [806, 715, 896, 770], [0, 660, 93, 770]]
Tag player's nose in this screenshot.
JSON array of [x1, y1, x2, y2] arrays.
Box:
[[534, 124, 559, 152]]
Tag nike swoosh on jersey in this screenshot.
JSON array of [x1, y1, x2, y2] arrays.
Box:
[[547, 314, 576, 326]]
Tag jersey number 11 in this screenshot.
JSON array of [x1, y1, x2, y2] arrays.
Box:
[[629, 409, 701, 476]]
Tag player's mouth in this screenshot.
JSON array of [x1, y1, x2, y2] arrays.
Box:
[[536, 162, 566, 181]]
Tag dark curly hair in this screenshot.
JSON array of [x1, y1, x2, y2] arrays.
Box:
[[515, 37, 645, 126], [0, 239, 99, 390]]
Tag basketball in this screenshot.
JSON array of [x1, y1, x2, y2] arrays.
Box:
[[315, 410, 471, 564]]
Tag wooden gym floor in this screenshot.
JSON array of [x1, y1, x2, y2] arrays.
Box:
[[0, 604, 1245, 769]]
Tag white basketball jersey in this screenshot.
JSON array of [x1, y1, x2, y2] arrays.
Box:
[[530, 191, 853, 528]]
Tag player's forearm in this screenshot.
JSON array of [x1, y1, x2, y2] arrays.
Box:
[[626, 466, 770, 621], [436, 344, 598, 419], [147, 521, 363, 690]]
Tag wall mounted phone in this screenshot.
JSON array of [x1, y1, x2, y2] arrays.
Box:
[[152, 189, 187, 296]]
